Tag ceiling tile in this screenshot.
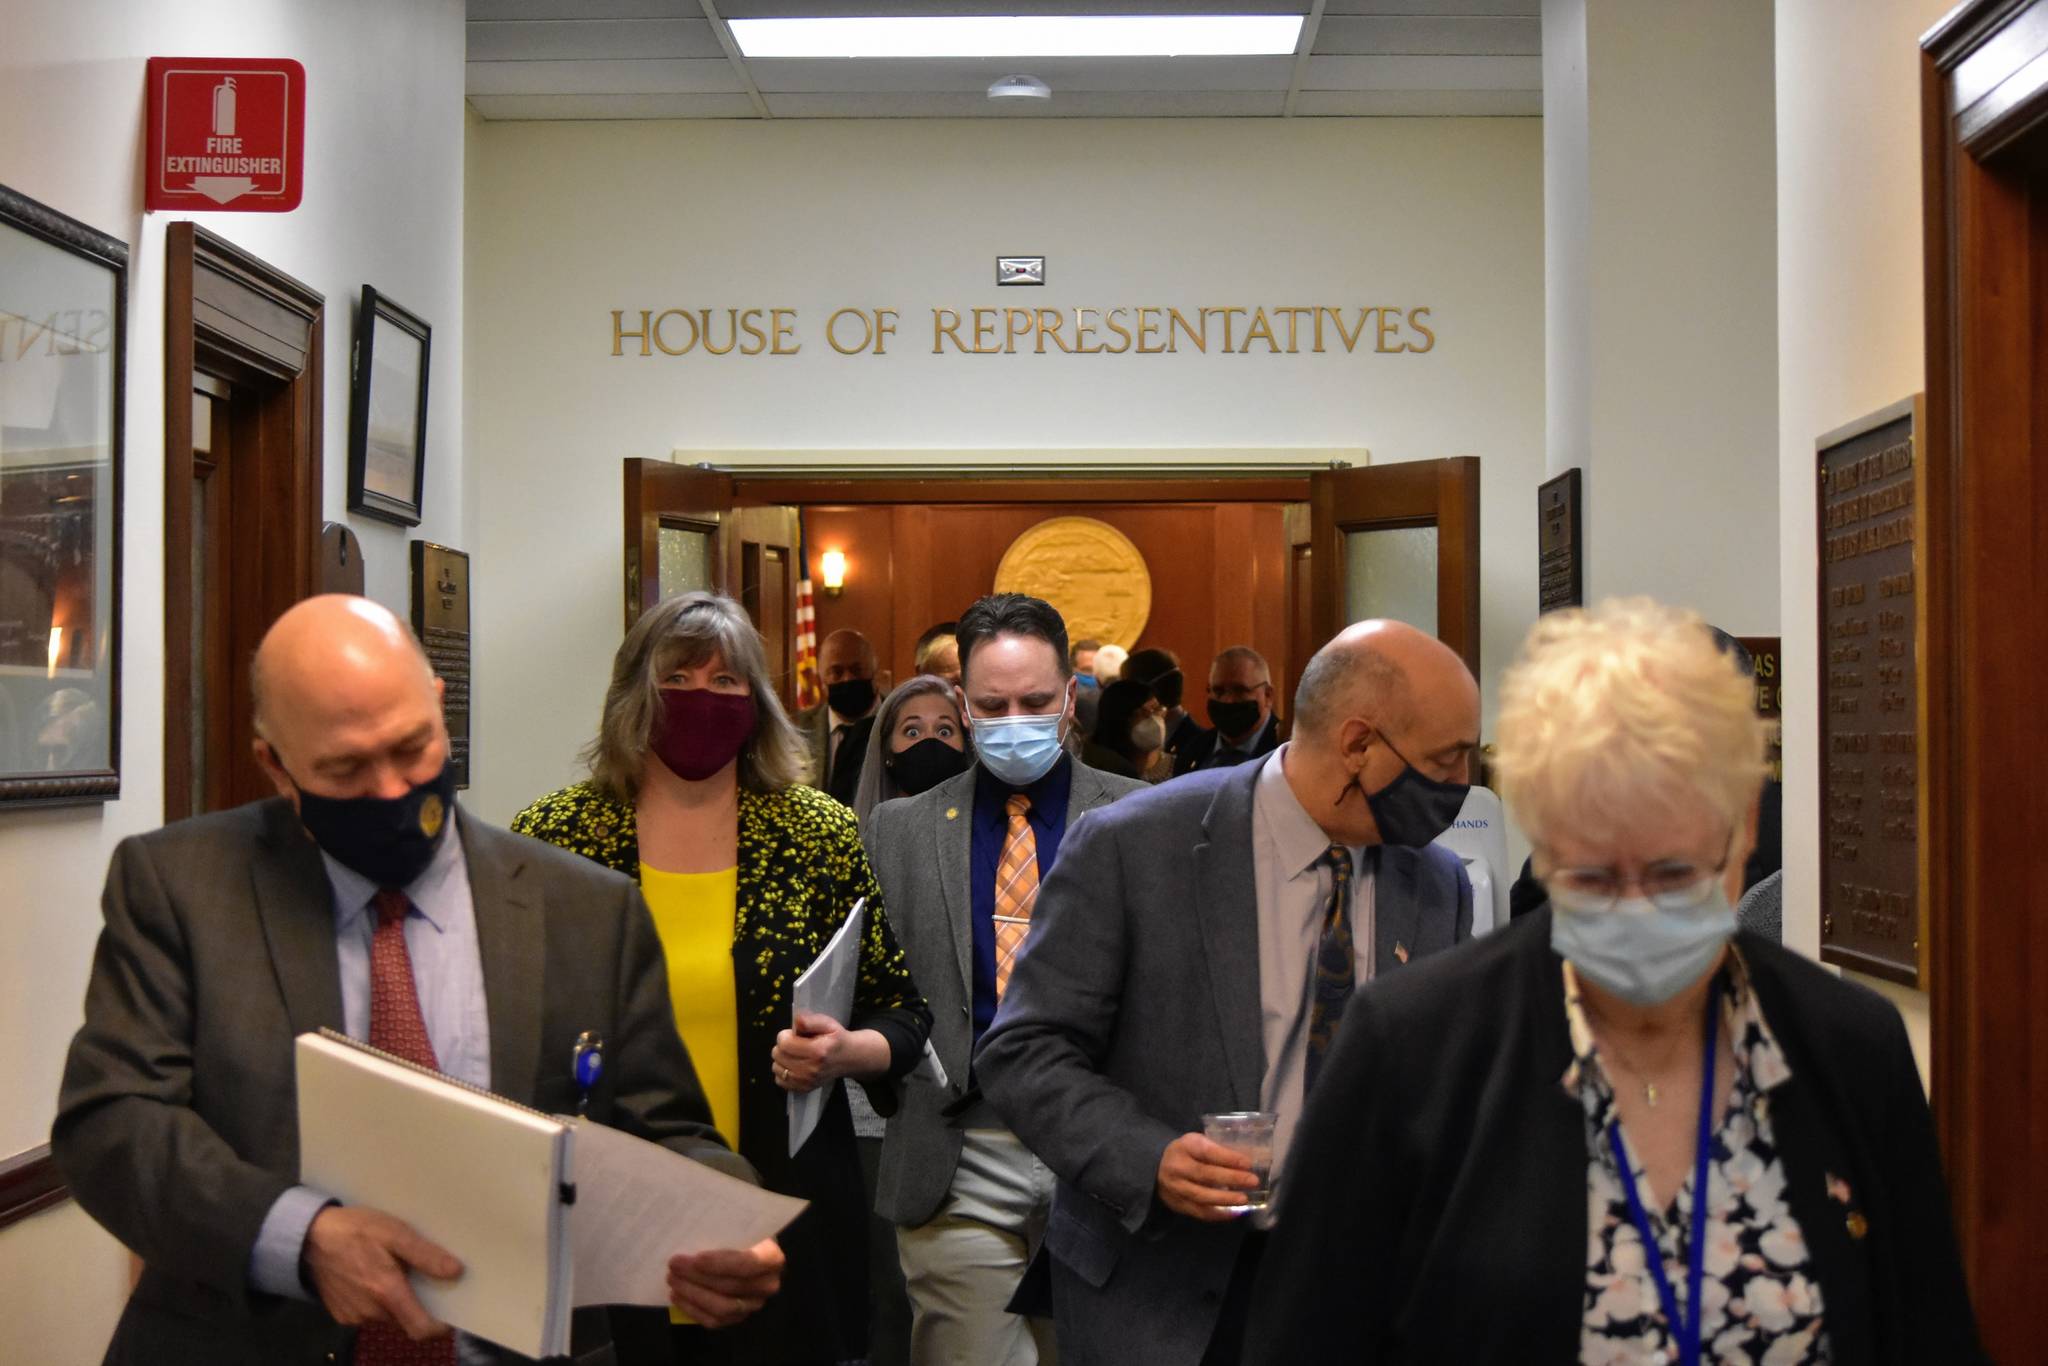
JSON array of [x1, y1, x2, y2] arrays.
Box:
[[466, 58, 746, 96], [467, 19, 728, 61], [1312, 16, 1539, 56], [467, 93, 761, 119], [747, 56, 1295, 94], [1293, 87, 1541, 116], [718, 0, 1308, 17], [468, 0, 704, 18], [1302, 54, 1540, 91], [762, 90, 1288, 117], [1319, 0, 1537, 16]]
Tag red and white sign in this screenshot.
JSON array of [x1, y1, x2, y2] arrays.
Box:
[[146, 57, 306, 213]]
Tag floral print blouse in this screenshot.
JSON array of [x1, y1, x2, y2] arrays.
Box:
[[1564, 951, 1832, 1365]]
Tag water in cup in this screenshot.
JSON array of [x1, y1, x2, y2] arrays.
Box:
[[1202, 1110, 1277, 1214]]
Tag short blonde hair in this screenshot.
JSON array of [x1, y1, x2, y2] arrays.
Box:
[[1493, 597, 1766, 851], [584, 592, 810, 801]]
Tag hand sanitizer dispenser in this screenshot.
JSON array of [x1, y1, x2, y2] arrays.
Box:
[[1434, 787, 1510, 935]]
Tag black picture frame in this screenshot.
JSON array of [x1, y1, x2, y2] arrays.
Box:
[[0, 182, 126, 807], [346, 284, 430, 526]]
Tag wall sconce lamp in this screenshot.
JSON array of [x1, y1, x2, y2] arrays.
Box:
[[820, 549, 848, 597]]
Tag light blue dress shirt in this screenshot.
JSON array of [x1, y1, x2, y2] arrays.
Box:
[[248, 816, 493, 1364]]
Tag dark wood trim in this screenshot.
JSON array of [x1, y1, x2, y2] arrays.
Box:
[[163, 224, 324, 822], [1921, 3, 2048, 1353], [1308, 457, 1483, 676], [728, 476, 1312, 506], [622, 459, 734, 631], [0, 1146, 67, 1231]]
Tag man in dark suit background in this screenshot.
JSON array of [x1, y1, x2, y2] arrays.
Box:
[[865, 594, 1146, 1366], [977, 620, 1481, 1366], [53, 595, 783, 1366], [795, 627, 882, 799], [1172, 646, 1285, 776]]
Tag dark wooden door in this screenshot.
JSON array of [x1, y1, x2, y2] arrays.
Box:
[[622, 460, 800, 705], [1920, 5, 2048, 1352], [1306, 458, 1482, 673]]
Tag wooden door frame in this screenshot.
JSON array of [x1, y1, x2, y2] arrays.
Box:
[[727, 473, 1316, 505], [1920, 1, 2048, 1350], [163, 224, 324, 822], [1309, 457, 1483, 675]]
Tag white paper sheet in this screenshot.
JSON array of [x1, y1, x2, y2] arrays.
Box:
[[786, 898, 866, 1157], [568, 1119, 809, 1308]]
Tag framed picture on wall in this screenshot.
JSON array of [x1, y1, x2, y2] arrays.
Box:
[[0, 182, 127, 806], [346, 284, 430, 526]]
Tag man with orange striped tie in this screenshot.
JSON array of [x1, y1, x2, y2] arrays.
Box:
[[864, 593, 1146, 1366]]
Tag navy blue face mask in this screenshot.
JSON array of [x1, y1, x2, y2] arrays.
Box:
[[285, 755, 457, 888], [1356, 736, 1470, 847]]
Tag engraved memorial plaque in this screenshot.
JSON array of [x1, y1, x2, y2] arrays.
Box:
[[1538, 469, 1583, 615], [1816, 398, 1923, 985], [410, 541, 471, 789]]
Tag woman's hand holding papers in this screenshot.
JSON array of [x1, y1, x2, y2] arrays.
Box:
[[771, 1011, 891, 1093]]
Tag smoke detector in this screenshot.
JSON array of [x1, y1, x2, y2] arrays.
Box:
[[988, 74, 1052, 100]]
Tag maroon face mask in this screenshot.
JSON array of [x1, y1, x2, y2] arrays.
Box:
[[651, 687, 758, 781]]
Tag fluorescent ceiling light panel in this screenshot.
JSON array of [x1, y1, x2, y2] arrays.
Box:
[[728, 15, 1305, 60]]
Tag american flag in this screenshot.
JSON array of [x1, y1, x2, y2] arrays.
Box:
[[794, 512, 821, 710]]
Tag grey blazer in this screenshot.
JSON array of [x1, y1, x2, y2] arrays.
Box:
[[976, 756, 1474, 1366], [52, 798, 749, 1366], [862, 759, 1147, 1227]]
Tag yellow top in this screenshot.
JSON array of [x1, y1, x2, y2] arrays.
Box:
[[636, 864, 742, 1150]]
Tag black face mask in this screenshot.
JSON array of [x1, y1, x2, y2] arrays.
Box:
[[1148, 668, 1185, 710], [1355, 737, 1470, 848], [886, 737, 970, 796], [288, 757, 457, 888], [1207, 697, 1263, 740], [828, 677, 877, 718]]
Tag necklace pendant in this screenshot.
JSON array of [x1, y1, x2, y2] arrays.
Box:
[[1644, 1081, 1659, 1108]]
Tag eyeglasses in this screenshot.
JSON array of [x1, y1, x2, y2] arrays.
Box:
[[1540, 836, 1733, 914]]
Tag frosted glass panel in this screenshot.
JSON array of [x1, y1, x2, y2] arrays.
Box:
[[658, 524, 714, 599], [1344, 526, 1438, 632]]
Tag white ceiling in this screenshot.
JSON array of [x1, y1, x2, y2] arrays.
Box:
[[465, 1, 1542, 121]]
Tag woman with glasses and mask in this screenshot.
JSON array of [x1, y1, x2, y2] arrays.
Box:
[[1245, 598, 1983, 1366], [850, 674, 974, 824], [513, 592, 932, 1366], [1086, 678, 1172, 783]]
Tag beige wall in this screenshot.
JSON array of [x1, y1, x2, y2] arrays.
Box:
[[462, 116, 1546, 824], [0, 1, 467, 1357], [1774, 0, 1953, 1080]]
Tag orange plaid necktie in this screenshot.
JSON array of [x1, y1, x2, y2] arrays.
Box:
[[993, 793, 1040, 999]]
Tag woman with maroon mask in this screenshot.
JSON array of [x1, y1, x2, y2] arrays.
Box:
[[515, 592, 930, 1366]]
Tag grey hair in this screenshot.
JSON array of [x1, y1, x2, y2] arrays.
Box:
[[851, 674, 970, 822], [1292, 637, 1408, 740], [1211, 645, 1271, 685], [584, 591, 810, 802]]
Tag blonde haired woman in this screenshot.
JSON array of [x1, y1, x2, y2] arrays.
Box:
[[515, 592, 930, 1366], [1246, 598, 1982, 1365]]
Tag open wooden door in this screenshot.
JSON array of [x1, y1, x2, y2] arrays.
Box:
[[1306, 458, 1481, 672], [622, 459, 800, 706]]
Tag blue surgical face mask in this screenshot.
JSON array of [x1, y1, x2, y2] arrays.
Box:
[[972, 710, 1068, 788], [1549, 885, 1737, 1006]]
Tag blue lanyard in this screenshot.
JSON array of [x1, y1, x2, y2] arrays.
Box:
[[1605, 978, 1721, 1366]]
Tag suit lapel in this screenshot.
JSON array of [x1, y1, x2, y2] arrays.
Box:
[[1066, 760, 1113, 823], [251, 800, 347, 1039], [1372, 844, 1425, 975], [1195, 767, 1265, 1110], [936, 768, 977, 1000], [463, 813, 545, 1101]]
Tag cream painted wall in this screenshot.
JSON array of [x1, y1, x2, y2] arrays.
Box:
[[0, 1, 466, 1357], [1775, 0, 1951, 1082], [464, 116, 1546, 823]]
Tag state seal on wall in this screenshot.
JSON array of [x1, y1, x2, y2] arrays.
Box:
[[993, 516, 1151, 649]]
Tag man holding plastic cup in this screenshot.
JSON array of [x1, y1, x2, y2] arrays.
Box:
[[977, 620, 1479, 1366]]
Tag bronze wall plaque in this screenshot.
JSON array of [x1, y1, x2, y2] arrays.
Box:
[[1538, 468, 1583, 615], [1816, 397, 1924, 985], [1736, 635, 1782, 785], [410, 541, 471, 790]]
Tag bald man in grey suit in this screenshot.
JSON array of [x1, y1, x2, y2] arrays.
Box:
[[977, 622, 1481, 1366]]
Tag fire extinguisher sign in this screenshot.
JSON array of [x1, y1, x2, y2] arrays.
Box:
[[145, 57, 306, 212]]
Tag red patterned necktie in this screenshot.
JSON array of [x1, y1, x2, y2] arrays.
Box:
[[354, 888, 455, 1366]]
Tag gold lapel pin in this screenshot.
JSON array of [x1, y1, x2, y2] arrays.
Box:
[[1846, 1212, 1869, 1240], [1394, 942, 1410, 964], [945, 807, 959, 821]]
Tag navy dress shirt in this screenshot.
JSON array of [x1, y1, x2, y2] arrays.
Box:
[[969, 754, 1074, 1047]]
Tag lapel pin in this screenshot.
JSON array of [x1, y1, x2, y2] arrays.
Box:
[[1845, 1212, 1869, 1240], [1395, 942, 1410, 964], [945, 807, 959, 821]]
